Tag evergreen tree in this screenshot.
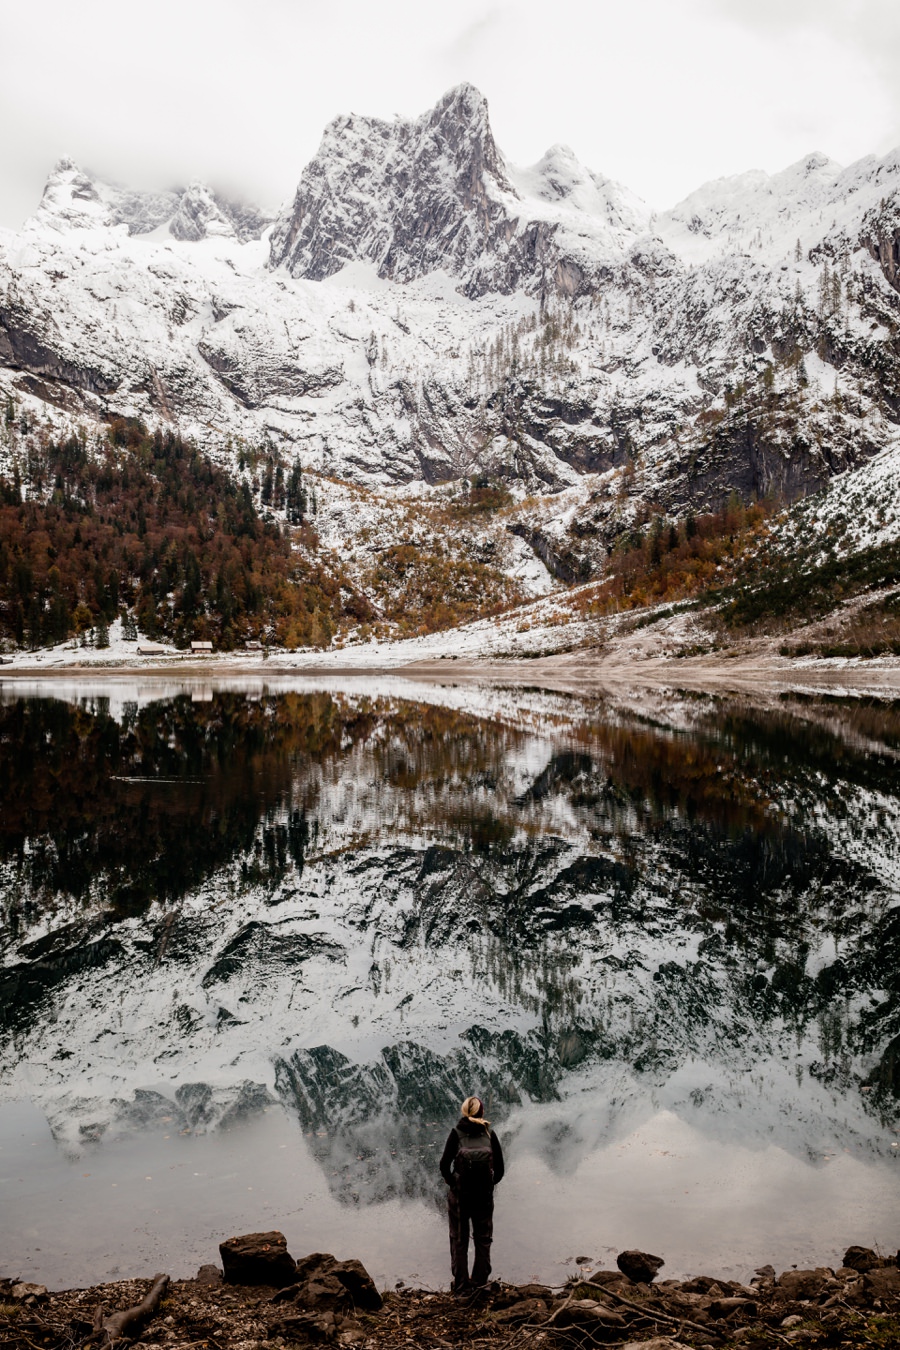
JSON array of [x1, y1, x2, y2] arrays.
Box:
[[286, 460, 306, 523], [649, 517, 664, 568], [261, 458, 274, 506]]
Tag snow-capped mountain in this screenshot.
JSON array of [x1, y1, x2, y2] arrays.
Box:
[[30, 157, 273, 243], [269, 84, 650, 297], [2, 84, 900, 525]]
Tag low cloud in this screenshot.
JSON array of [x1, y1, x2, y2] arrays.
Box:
[[0, 0, 898, 230]]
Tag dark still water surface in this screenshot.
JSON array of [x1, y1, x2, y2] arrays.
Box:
[[1, 677, 899, 1290]]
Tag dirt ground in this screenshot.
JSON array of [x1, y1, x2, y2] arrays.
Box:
[[2, 1248, 899, 1350]]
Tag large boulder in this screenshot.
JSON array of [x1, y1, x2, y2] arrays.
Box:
[[864, 1267, 900, 1300], [219, 1231, 298, 1287], [616, 1250, 665, 1284], [842, 1246, 880, 1273], [776, 1268, 831, 1301], [272, 1273, 352, 1314], [274, 1253, 382, 1313], [328, 1258, 382, 1311]]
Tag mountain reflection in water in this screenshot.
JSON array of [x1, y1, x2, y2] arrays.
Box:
[[0, 682, 898, 1273]]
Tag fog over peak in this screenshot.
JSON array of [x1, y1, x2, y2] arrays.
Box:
[[2, 0, 899, 230]]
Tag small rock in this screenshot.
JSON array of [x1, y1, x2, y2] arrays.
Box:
[[492, 1285, 552, 1308], [709, 1296, 755, 1318], [219, 1231, 297, 1288], [270, 1309, 337, 1343], [617, 1249, 665, 1284], [588, 1269, 629, 1288], [514, 1283, 553, 1300], [490, 1297, 547, 1324], [554, 1298, 626, 1329], [196, 1264, 223, 1286], [664, 1290, 708, 1308], [337, 1318, 365, 1346], [620, 1340, 693, 1350], [681, 1276, 724, 1296], [10, 1283, 48, 1302]]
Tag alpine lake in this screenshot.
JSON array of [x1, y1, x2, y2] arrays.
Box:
[[1, 675, 899, 1292]]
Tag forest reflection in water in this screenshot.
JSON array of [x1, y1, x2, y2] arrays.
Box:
[[0, 679, 899, 1283]]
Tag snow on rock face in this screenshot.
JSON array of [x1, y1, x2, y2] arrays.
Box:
[[3, 86, 900, 515], [269, 83, 523, 294], [27, 160, 272, 244], [169, 183, 273, 244], [269, 83, 647, 299], [861, 188, 900, 292]]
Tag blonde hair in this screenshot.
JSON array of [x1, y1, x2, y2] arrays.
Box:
[[461, 1095, 490, 1128]]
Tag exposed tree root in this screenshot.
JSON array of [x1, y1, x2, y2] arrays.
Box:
[[89, 1273, 169, 1346]]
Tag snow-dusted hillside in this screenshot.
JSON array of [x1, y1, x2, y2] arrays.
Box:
[[2, 83, 900, 530]]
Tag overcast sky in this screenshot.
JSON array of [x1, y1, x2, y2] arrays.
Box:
[[1, 0, 899, 229]]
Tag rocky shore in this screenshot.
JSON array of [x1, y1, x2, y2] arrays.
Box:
[[2, 1234, 899, 1350]]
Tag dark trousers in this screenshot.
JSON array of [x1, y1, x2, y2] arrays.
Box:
[[447, 1183, 494, 1290]]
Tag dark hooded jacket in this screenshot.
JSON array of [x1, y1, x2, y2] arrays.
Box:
[[439, 1115, 505, 1187]]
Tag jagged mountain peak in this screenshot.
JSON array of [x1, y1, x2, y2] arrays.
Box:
[[27, 160, 271, 243], [268, 83, 517, 291], [168, 181, 273, 244], [29, 158, 136, 233], [4, 92, 900, 519], [268, 84, 655, 297], [509, 143, 651, 236], [425, 80, 496, 133]]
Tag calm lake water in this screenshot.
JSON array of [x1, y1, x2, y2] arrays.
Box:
[[1, 677, 899, 1290]]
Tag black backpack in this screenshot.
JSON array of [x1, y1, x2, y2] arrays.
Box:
[[454, 1126, 494, 1191]]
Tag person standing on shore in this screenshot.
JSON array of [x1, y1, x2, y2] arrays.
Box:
[[439, 1095, 504, 1294]]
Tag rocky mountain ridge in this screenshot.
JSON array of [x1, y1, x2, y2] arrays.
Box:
[[31, 157, 273, 243], [2, 84, 900, 554]]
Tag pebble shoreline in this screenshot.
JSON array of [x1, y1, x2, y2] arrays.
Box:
[[3, 1236, 899, 1349]]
